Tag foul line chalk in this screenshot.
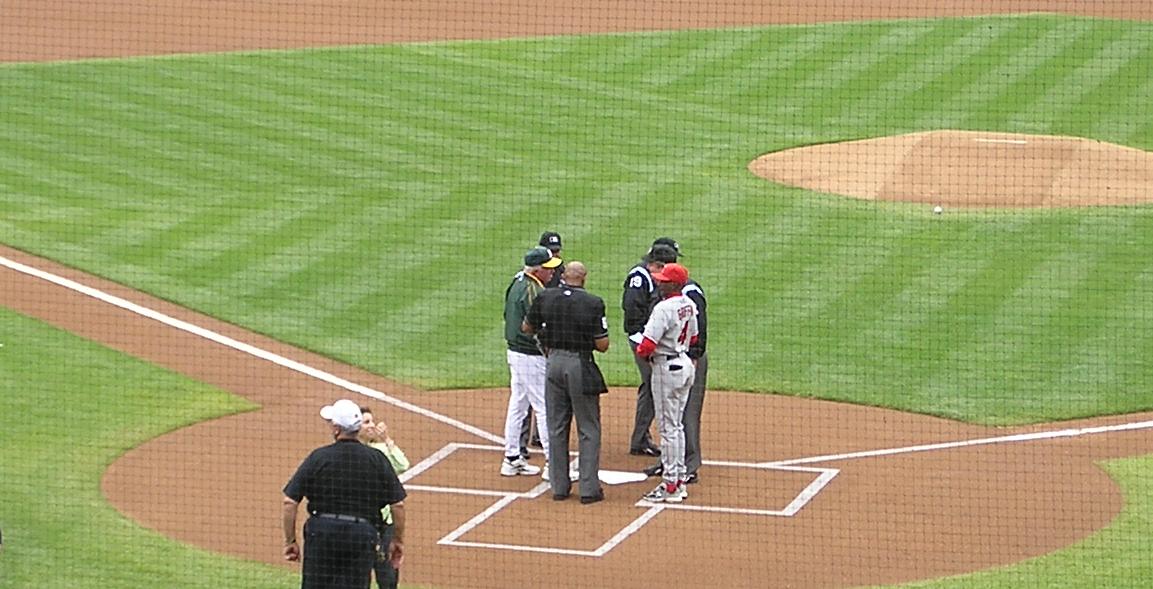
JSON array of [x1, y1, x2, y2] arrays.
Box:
[[763, 420, 1153, 467], [0, 254, 502, 444]]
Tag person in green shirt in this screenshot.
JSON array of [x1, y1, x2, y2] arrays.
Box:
[[501, 246, 562, 477], [360, 406, 409, 589]]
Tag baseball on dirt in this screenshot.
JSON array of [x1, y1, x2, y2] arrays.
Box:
[[932, 205, 943, 215]]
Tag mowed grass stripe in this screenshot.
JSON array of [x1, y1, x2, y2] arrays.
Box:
[[911, 17, 1090, 130], [1059, 32, 1153, 141], [2, 16, 1152, 419], [245, 56, 540, 158], [816, 20, 976, 132], [408, 37, 767, 133], [881, 220, 1082, 420], [1000, 22, 1153, 134]]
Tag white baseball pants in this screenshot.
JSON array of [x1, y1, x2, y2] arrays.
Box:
[[505, 350, 550, 458]]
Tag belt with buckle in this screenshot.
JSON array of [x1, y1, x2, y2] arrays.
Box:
[[313, 512, 373, 526]]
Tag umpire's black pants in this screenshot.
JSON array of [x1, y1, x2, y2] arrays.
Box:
[[302, 516, 378, 589]]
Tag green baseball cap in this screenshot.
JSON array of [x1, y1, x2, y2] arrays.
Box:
[[525, 246, 562, 268]]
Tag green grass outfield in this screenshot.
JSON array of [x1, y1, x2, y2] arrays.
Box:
[[0, 308, 1150, 588], [4, 15, 1153, 425]]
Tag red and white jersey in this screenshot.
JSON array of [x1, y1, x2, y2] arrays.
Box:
[[641, 294, 698, 357]]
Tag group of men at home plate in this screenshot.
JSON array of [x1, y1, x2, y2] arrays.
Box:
[[503, 232, 708, 504], [279, 232, 708, 588]]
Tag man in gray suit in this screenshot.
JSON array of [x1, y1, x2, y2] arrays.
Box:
[[523, 262, 610, 504]]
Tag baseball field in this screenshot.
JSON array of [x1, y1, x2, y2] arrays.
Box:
[[2, 1, 1153, 588]]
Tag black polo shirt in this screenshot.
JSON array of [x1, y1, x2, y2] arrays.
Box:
[[526, 285, 608, 352], [283, 438, 406, 526]]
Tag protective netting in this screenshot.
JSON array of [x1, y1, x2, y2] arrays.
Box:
[[2, 2, 1153, 588]]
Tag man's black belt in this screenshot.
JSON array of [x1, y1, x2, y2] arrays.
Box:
[[313, 512, 374, 526]]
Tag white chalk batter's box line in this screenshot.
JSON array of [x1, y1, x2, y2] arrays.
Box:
[[399, 442, 838, 558]]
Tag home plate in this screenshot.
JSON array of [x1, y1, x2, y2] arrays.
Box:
[[600, 470, 647, 485]]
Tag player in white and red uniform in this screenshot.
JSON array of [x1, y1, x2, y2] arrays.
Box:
[[634, 262, 698, 503]]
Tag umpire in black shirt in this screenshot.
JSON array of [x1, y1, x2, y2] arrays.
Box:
[[523, 261, 611, 503], [283, 399, 407, 589], [623, 240, 680, 456]]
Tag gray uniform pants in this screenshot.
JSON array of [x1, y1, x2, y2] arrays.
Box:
[[651, 353, 695, 483], [683, 353, 708, 475], [545, 350, 603, 499], [628, 340, 657, 451]]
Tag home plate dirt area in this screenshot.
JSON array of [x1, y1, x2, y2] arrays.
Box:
[[4, 246, 1153, 588], [3, 1, 1153, 588]]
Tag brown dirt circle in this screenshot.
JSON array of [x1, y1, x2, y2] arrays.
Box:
[[3, 2, 1153, 588], [749, 131, 1153, 208]]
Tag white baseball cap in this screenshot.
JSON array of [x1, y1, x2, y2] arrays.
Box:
[[320, 399, 362, 430]]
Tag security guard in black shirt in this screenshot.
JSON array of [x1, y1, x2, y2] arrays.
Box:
[[523, 261, 611, 503], [283, 399, 407, 589]]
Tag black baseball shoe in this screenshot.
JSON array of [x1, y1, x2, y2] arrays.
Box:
[[684, 472, 699, 485], [580, 491, 605, 505], [642, 463, 663, 477], [629, 445, 661, 457]]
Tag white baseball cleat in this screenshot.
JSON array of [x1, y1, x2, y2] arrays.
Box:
[[643, 481, 687, 503], [501, 457, 541, 476]]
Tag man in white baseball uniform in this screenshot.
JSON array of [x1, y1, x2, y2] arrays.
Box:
[[633, 262, 698, 503], [500, 246, 561, 477]]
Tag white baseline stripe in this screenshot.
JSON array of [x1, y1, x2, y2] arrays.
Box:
[[763, 420, 1153, 467], [640, 503, 790, 516], [438, 495, 520, 545], [442, 504, 665, 558], [0, 255, 502, 444], [780, 468, 839, 516], [400, 443, 463, 483], [406, 485, 533, 499], [593, 506, 664, 556], [441, 540, 599, 558]]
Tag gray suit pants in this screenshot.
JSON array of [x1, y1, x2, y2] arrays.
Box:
[[545, 350, 603, 499], [683, 353, 708, 475], [628, 340, 656, 451]]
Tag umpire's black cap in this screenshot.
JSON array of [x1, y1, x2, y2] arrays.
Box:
[[539, 231, 563, 252], [645, 244, 679, 264], [652, 237, 681, 256]]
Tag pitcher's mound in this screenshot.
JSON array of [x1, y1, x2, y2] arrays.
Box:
[[749, 130, 1153, 208]]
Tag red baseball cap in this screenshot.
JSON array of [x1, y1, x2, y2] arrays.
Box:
[[652, 263, 688, 285]]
